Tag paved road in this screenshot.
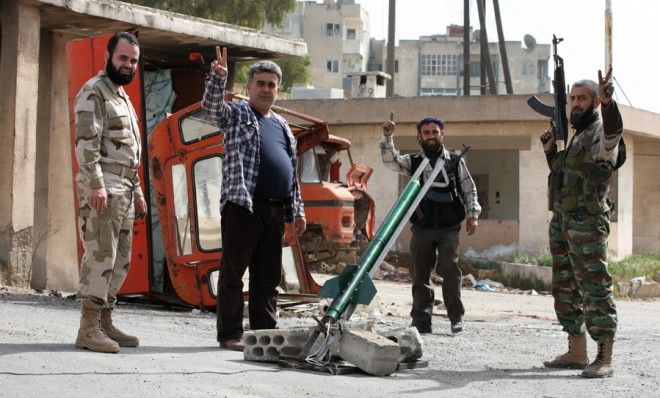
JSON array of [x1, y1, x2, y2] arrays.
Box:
[[1, 281, 658, 397]]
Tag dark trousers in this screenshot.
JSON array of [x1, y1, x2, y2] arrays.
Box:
[[409, 223, 464, 328], [217, 201, 284, 342]]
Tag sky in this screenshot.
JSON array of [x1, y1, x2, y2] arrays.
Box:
[[357, 0, 660, 114]]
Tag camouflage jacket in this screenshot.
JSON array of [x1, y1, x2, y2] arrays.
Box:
[[74, 71, 143, 197]]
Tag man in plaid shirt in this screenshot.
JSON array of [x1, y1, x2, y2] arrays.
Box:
[[203, 47, 306, 351]]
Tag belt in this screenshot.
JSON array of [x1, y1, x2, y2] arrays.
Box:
[[101, 163, 137, 181], [254, 197, 284, 204]]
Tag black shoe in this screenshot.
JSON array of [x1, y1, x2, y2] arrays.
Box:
[[411, 323, 432, 334], [450, 320, 464, 334]]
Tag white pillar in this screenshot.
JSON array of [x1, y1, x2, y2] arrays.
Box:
[[611, 136, 633, 258]]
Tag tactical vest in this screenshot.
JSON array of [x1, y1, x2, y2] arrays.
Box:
[[548, 120, 626, 214], [410, 153, 466, 228]]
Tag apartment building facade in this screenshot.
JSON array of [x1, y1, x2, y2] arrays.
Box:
[[369, 25, 551, 97], [265, 0, 371, 91]]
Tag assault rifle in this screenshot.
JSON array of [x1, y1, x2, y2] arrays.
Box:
[[527, 35, 568, 142]]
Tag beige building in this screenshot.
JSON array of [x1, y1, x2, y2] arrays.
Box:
[[0, 0, 306, 290], [369, 25, 551, 97], [265, 0, 371, 91], [279, 95, 660, 258]]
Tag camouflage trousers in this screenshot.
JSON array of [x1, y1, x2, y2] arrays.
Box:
[[549, 210, 617, 341], [77, 173, 135, 309]]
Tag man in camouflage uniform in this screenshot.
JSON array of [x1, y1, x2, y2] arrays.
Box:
[[540, 67, 623, 378], [74, 32, 147, 353]]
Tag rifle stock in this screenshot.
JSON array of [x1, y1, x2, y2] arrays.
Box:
[[527, 35, 568, 142]]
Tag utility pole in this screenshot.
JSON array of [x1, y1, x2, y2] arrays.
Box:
[[605, 0, 612, 70], [493, 0, 513, 94], [476, 0, 496, 94], [386, 0, 396, 97], [463, 0, 470, 96]]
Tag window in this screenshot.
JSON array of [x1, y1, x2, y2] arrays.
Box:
[[325, 23, 340, 37], [346, 28, 356, 40], [180, 109, 220, 144], [193, 156, 222, 251], [420, 54, 458, 76], [326, 60, 339, 73], [172, 164, 192, 255], [299, 149, 321, 183], [420, 88, 457, 96], [522, 61, 535, 75]]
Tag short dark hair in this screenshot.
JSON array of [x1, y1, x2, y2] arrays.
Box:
[[247, 60, 282, 84], [107, 32, 140, 56], [416, 117, 445, 133]]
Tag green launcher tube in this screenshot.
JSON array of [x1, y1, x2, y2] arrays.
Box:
[[322, 158, 440, 322]]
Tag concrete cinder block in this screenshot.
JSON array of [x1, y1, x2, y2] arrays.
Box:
[[379, 327, 423, 363], [632, 281, 660, 299], [499, 262, 552, 288], [337, 329, 400, 376], [243, 327, 316, 362]]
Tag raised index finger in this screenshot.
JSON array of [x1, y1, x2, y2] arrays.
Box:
[[215, 46, 222, 62], [222, 47, 227, 64]]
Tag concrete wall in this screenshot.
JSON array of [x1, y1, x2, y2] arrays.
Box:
[[613, 135, 634, 258], [633, 136, 660, 253], [467, 149, 518, 220]]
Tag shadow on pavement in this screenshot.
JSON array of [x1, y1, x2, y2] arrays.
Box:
[[0, 343, 220, 356]]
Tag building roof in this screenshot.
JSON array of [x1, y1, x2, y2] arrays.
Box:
[[14, 0, 307, 61]]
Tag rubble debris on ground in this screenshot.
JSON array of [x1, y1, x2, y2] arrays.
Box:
[[618, 276, 660, 298], [243, 325, 423, 376]]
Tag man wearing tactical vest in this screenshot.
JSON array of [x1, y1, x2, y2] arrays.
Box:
[[540, 67, 624, 378], [380, 117, 481, 334], [73, 32, 147, 353]]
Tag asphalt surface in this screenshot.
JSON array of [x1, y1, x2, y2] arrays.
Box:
[[1, 279, 658, 397]]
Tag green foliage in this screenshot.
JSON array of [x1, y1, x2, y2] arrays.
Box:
[[124, 0, 297, 28], [608, 251, 660, 281], [234, 56, 311, 93]]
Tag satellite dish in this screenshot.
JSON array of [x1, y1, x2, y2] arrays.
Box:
[[524, 34, 536, 51], [473, 29, 481, 42]]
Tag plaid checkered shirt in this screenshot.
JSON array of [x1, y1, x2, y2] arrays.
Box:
[[202, 73, 304, 222]]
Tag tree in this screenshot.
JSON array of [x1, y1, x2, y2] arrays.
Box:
[[125, 0, 296, 29], [234, 56, 311, 93], [124, 0, 309, 91]]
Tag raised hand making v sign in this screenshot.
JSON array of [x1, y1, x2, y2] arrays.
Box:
[[211, 46, 228, 77]]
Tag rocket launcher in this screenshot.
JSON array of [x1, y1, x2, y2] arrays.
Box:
[[299, 144, 471, 362]]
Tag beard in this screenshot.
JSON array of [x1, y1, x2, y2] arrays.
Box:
[[419, 138, 442, 158], [570, 103, 598, 131], [105, 59, 135, 86]]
